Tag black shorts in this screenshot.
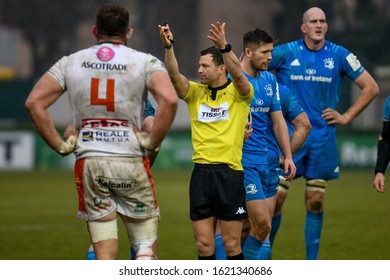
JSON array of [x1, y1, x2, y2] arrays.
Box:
[[189, 163, 247, 221]]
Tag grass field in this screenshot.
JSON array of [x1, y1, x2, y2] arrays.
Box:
[[0, 168, 389, 260]]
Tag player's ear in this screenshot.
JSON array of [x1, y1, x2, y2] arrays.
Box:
[[92, 25, 98, 38], [300, 23, 306, 34], [244, 47, 252, 57], [126, 27, 134, 40]]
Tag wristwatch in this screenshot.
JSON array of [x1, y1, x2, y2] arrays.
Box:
[[219, 44, 232, 53]]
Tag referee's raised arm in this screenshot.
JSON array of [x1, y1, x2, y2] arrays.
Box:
[[207, 21, 252, 97]]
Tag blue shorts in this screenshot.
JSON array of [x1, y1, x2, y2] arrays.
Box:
[[267, 155, 281, 196], [244, 162, 276, 200], [294, 139, 339, 180]]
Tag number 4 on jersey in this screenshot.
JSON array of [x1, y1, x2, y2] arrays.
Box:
[[90, 78, 115, 112]]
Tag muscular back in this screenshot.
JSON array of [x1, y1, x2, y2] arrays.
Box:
[[48, 43, 166, 158]]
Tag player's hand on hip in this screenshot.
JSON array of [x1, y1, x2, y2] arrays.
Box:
[[63, 122, 78, 139], [322, 108, 349, 125], [57, 135, 77, 156], [134, 127, 160, 152]]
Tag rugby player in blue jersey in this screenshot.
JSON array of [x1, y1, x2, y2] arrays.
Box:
[[268, 7, 379, 259], [238, 28, 297, 260], [373, 96, 390, 193], [214, 84, 310, 260], [260, 84, 311, 259]]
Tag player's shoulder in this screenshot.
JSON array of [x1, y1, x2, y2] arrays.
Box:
[[278, 84, 290, 96], [261, 70, 277, 82], [324, 40, 350, 55], [274, 39, 302, 52]]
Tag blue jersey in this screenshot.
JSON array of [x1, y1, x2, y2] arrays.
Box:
[[268, 39, 364, 141], [145, 99, 155, 118], [384, 96, 390, 121], [266, 85, 304, 159], [240, 71, 281, 164]]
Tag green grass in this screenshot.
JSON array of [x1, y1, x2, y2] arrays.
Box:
[[0, 169, 388, 260]]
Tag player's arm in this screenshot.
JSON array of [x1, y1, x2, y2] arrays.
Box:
[[158, 24, 189, 99], [373, 121, 390, 193], [322, 70, 379, 125], [142, 71, 178, 151], [25, 73, 76, 155], [142, 115, 158, 166], [270, 110, 296, 180], [289, 112, 311, 155], [207, 22, 251, 97]]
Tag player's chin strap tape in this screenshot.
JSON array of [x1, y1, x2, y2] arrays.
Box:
[[306, 179, 327, 193]]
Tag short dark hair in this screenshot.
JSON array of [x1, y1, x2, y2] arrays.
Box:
[[95, 4, 129, 37], [200, 46, 224, 66], [243, 28, 274, 51]]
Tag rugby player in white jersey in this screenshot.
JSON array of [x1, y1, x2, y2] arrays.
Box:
[[25, 3, 177, 260]]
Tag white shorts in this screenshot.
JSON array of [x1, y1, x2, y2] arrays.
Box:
[[74, 156, 159, 221]]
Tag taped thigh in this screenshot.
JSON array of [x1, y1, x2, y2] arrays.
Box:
[[277, 176, 290, 193], [124, 216, 159, 260], [306, 179, 327, 192], [88, 218, 118, 243]]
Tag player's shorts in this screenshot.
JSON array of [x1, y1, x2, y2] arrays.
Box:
[[189, 164, 247, 221], [267, 155, 281, 197], [294, 139, 339, 180], [243, 161, 273, 201], [74, 156, 159, 221]]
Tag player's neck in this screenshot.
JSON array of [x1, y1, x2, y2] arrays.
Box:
[[97, 35, 126, 45], [241, 60, 258, 78], [304, 38, 325, 51]]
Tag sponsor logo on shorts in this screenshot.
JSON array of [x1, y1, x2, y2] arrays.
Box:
[[235, 207, 246, 215], [246, 184, 258, 195], [134, 203, 145, 213], [96, 177, 136, 190], [93, 197, 103, 206]]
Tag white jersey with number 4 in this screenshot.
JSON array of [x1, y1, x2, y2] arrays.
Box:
[[48, 42, 166, 159]]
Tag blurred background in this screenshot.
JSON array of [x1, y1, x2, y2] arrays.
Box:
[[1, 0, 390, 171]]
